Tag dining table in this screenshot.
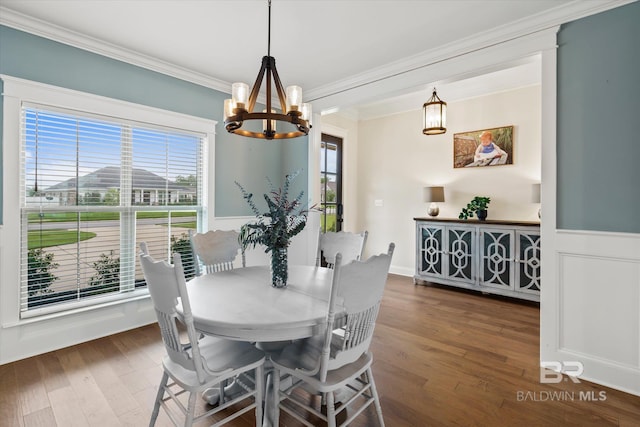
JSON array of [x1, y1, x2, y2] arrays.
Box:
[[182, 264, 337, 427]]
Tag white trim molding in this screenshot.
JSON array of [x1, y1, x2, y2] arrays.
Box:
[[0, 76, 216, 364], [307, 1, 634, 111], [539, 42, 640, 396], [0, 7, 231, 94], [551, 230, 640, 396], [2, 1, 633, 110]]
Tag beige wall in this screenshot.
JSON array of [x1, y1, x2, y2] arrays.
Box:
[[328, 85, 541, 275]]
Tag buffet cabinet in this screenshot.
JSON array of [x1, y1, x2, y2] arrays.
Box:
[[414, 218, 540, 302]]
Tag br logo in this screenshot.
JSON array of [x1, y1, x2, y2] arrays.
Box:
[[540, 361, 583, 384]]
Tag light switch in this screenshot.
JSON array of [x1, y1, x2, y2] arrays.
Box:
[[374, 199, 383, 207]]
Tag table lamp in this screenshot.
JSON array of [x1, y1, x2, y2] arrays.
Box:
[[532, 183, 541, 219], [424, 186, 445, 217]]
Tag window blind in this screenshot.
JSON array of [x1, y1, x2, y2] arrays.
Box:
[[21, 104, 203, 316]]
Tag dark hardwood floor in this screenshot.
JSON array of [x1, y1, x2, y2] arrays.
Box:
[[1, 274, 638, 426]]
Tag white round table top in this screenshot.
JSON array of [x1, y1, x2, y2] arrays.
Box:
[[185, 265, 334, 342]]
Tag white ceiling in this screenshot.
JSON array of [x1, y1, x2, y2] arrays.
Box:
[[0, 0, 629, 118]]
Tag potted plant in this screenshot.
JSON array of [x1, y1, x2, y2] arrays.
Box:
[[235, 170, 308, 288], [459, 196, 491, 220]]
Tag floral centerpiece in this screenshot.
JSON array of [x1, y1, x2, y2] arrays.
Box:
[[235, 170, 308, 288]]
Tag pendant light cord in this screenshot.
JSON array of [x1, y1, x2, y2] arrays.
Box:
[[267, 0, 272, 57]]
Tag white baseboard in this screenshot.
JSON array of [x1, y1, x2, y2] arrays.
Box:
[[390, 265, 414, 277], [0, 297, 155, 365]]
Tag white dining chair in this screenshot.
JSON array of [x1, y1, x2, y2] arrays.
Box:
[[139, 242, 265, 427], [189, 229, 245, 275], [272, 243, 395, 427], [316, 230, 368, 268]]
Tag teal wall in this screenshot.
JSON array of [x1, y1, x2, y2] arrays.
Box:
[[557, 2, 640, 233], [0, 25, 308, 222]]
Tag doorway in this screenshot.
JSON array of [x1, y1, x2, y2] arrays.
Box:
[[319, 133, 342, 232]]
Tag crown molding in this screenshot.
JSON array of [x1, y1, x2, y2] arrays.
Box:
[[0, 6, 232, 95], [333, 108, 360, 122], [306, 0, 635, 103], [1, 1, 633, 104]]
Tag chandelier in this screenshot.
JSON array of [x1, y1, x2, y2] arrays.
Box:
[[422, 88, 447, 135], [223, 0, 311, 140]]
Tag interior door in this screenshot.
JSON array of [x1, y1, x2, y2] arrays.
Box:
[[320, 133, 343, 232]]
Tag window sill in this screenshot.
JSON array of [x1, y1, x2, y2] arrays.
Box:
[[3, 289, 151, 328]]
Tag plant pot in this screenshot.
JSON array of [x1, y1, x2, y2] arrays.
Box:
[[270, 247, 288, 288], [477, 209, 488, 221]]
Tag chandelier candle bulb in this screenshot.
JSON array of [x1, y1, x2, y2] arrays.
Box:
[[286, 86, 302, 112], [263, 109, 277, 134], [223, 99, 234, 121], [301, 103, 312, 123], [232, 82, 249, 110]]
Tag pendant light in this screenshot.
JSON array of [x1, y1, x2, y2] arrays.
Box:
[[422, 88, 447, 135], [223, 0, 311, 140]]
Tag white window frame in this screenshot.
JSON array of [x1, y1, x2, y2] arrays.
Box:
[[1, 75, 216, 322]]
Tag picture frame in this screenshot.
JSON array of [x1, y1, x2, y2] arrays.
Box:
[[453, 125, 514, 168]]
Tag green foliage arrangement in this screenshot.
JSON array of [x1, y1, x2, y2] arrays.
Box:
[[459, 196, 491, 220], [236, 170, 308, 253]]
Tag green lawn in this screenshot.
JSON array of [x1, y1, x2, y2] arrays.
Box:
[[322, 213, 337, 232], [171, 221, 196, 229], [28, 217, 195, 248], [28, 229, 97, 249], [28, 211, 196, 222]]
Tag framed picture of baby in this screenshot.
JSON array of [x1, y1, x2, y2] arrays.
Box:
[[453, 125, 514, 168]]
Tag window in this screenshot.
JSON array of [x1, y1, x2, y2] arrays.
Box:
[[19, 101, 208, 317], [319, 133, 343, 232]]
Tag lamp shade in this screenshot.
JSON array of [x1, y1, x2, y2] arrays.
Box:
[[531, 183, 541, 203], [424, 186, 445, 203], [231, 82, 249, 109], [286, 85, 302, 111]]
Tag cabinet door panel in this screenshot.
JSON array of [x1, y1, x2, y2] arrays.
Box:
[[446, 227, 475, 283], [418, 224, 445, 277], [516, 230, 541, 294], [480, 228, 514, 290]]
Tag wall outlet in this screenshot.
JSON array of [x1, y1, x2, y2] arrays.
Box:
[[374, 199, 383, 207]]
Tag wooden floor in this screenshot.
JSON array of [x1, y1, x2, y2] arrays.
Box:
[[1, 274, 639, 426]]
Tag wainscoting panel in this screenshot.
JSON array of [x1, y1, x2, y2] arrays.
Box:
[[553, 229, 640, 395], [559, 253, 639, 367]]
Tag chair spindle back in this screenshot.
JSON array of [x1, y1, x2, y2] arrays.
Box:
[[190, 230, 243, 275]]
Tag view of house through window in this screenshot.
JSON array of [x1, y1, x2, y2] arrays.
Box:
[[320, 133, 343, 232], [22, 105, 204, 316]]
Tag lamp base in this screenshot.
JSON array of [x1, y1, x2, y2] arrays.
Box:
[[427, 206, 440, 217]]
